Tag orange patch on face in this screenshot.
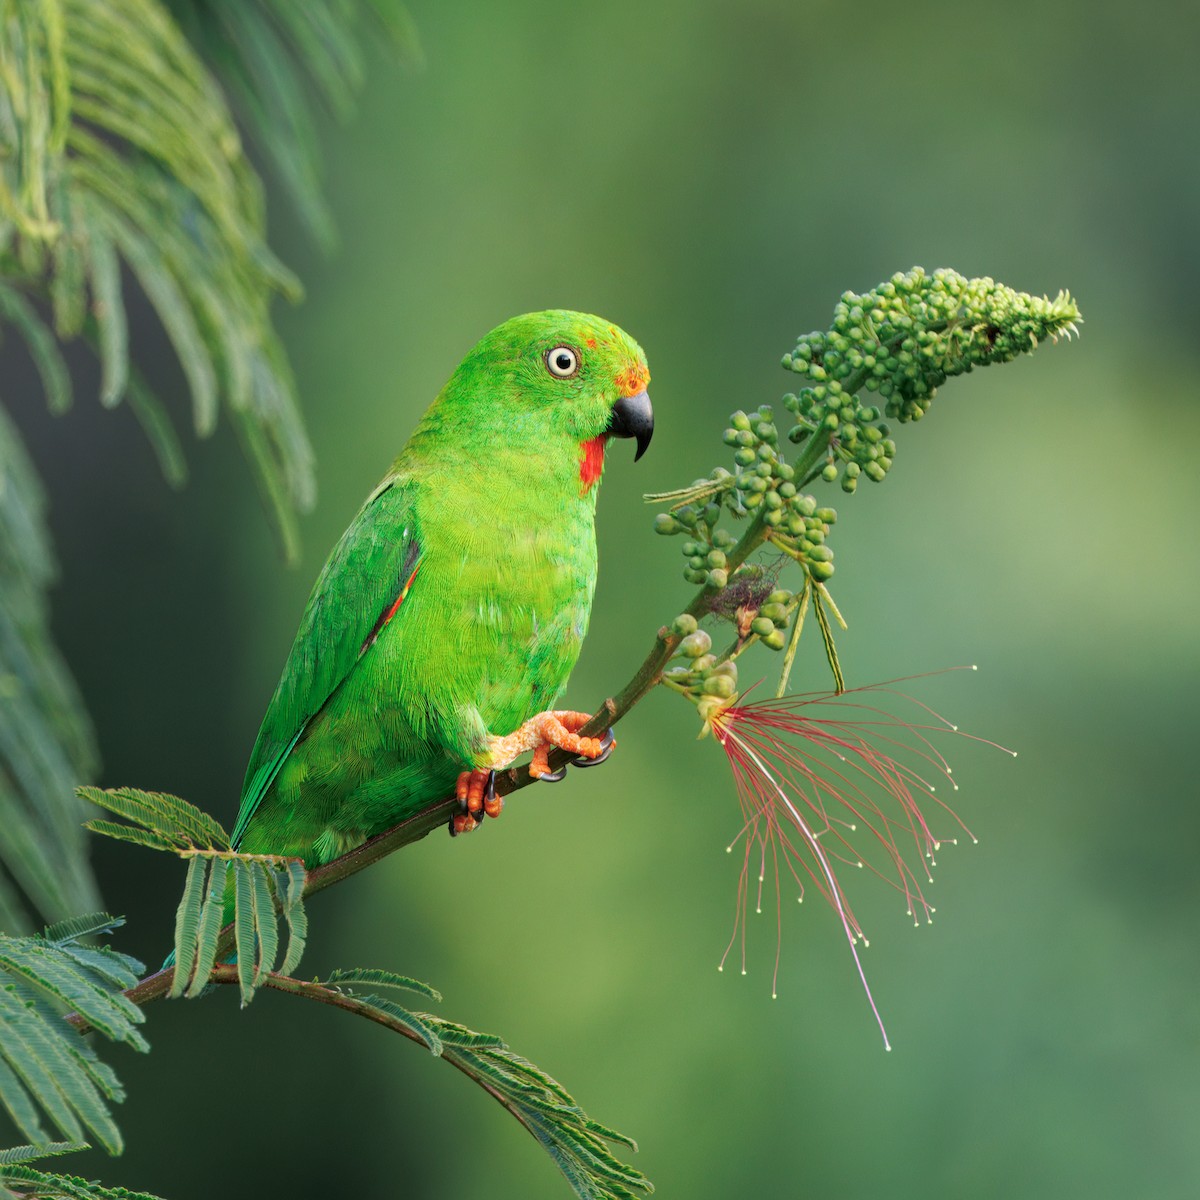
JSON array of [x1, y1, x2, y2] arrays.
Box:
[[586, 337, 597, 348], [614, 362, 650, 398]]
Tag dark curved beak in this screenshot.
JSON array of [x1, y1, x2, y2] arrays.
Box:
[[606, 390, 654, 461]]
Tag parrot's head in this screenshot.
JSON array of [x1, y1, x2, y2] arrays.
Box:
[[426, 310, 653, 494]]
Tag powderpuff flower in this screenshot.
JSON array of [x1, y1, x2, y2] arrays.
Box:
[[708, 669, 1012, 1049]]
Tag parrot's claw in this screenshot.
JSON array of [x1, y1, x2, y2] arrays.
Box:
[[451, 768, 502, 835], [538, 765, 568, 783], [571, 727, 615, 767]]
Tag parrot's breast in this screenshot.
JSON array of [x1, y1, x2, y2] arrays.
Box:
[[384, 474, 599, 763]]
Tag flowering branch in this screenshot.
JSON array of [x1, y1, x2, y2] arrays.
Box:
[[107, 269, 1079, 1043]]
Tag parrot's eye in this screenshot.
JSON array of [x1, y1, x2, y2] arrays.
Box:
[[545, 346, 580, 378]]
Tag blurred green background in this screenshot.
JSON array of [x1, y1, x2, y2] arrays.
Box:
[[13, 0, 1200, 1196]]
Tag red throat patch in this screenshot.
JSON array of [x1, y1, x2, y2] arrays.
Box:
[[579, 435, 607, 493]]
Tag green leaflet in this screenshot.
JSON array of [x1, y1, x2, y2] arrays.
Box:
[[0, 284, 70, 424], [0, 1141, 85, 1167], [80, 786, 231, 853], [233, 861, 256, 1003], [322, 968, 442, 1002], [183, 858, 227, 1000], [123, 371, 187, 487], [246, 859, 277, 979], [276, 860, 307, 978], [0, 916, 145, 1155], [168, 857, 206, 997]]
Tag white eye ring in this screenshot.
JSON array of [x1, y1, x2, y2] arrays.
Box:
[[546, 345, 580, 378]]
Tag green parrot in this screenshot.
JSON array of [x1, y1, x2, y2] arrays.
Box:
[[229, 310, 653, 863]]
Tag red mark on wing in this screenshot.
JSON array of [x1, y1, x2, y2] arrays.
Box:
[[580, 435, 607, 493], [361, 561, 421, 653]]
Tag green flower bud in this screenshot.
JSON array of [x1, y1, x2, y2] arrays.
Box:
[[672, 613, 699, 637], [751, 616, 775, 638], [759, 602, 789, 624], [692, 653, 717, 673], [697, 694, 731, 724], [808, 560, 835, 581], [730, 410, 752, 431], [680, 630, 713, 657], [707, 568, 729, 588], [684, 568, 708, 584], [815, 507, 838, 524], [821, 463, 838, 482], [762, 629, 787, 651], [766, 590, 792, 605], [703, 673, 737, 699], [734, 447, 757, 467], [711, 659, 739, 681], [654, 513, 680, 535], [706, 549, 727, 569]]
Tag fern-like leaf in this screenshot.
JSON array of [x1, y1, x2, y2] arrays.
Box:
[[0, 1142, 85, 1167], [2, 0, 319, 554], [265, 973, 653, 1200], [276, 859, 307, 977], [182, 857, 227, 1000], [0, 1142, 163, 1200], [79, 787, 230, 853], [175, 0, 421, 251], [0, 405, 100, 933], [156, 841, 308, 1003], [0, 915, 146, 1155]]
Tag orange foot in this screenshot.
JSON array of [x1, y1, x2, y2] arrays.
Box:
[[451, 768, 503, 836], [449, 712, 617, 836], [488, 710, 615, 780]]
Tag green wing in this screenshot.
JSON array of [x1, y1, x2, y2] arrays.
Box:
[[231, 476, 421, 848]]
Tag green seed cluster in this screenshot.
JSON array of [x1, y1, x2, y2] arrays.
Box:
[[654, 496, 737, 588], [654, 405, 837, 587], [664, 617, 740, 699], [747, 588, 794, 651], [719, 406, 838, 583], [781, 267, 1081, 491]]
